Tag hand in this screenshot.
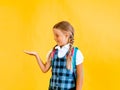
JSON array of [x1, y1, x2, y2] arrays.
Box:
[[24, 50, 38, 56]]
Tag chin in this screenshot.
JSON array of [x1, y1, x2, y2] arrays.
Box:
[[57, 43, 62, 46]]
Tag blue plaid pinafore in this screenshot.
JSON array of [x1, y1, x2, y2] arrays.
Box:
[[49, 47, 78, 90]]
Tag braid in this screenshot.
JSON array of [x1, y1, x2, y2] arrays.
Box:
[[66, 34, 74, 70], [47, 45, 57, 62]]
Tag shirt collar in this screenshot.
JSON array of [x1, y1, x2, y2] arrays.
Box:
[[55, 43, 70, 50]]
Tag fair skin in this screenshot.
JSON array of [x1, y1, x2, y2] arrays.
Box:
[[24, 28, 83, 90]]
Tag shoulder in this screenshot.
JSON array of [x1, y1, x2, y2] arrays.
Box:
[[73, 46, 84, 65], [73, 46, 84, 59]]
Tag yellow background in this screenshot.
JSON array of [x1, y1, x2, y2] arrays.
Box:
[[0, 0, 120, 90]]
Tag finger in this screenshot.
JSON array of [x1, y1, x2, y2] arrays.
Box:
[[23, 50, 27, 52], [24, 50, 30, 52], [24, 51, 29, 54], [23, 50, 27, 53]]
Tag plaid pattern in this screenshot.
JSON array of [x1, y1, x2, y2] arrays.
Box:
[[49, 47, 77, 90]]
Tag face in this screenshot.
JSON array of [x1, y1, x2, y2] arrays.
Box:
[[53, 28, 69, 46]]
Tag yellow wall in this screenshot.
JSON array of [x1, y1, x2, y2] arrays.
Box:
[[0, 0, 120, 90]]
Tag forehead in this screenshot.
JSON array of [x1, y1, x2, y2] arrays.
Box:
[[53, 28, 68, 35]]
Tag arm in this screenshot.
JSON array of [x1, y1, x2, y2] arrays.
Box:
[[76, 63, 84, 90], [35, 53, 51, 73], [24, 50, 51, 73]]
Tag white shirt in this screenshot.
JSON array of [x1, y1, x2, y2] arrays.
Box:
[[47, 43, 84, 65]]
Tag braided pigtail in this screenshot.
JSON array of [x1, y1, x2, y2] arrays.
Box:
[[66, 33, 74, 70], [47, 45, 57, 62]]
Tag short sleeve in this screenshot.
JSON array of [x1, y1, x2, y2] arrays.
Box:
[[46, 49, 52, 61], [76, 49, 84, 65]]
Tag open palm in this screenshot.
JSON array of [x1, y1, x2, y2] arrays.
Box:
[[24, 50, 38, 56]]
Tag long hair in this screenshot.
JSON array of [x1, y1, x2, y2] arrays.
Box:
[[48, 21, 75, 70]]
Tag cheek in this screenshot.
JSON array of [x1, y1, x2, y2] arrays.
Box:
[[57, 37, 62, 42], [56, 37, 62, 43], [60, 37, 67, 43]]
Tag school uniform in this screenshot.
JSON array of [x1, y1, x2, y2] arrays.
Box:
[[47, 43, 84, 90]]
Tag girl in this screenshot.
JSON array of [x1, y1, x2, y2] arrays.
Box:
[[24, 21, 84, 90]]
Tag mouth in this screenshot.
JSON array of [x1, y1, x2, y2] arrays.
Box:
[[56, 41, 60, 45]]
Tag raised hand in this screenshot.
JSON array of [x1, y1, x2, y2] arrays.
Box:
[[23, 50, 38, 56], [23, 50, 51, 73]]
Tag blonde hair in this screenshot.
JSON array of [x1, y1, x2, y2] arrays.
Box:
[[49, 21, 75, 70]]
